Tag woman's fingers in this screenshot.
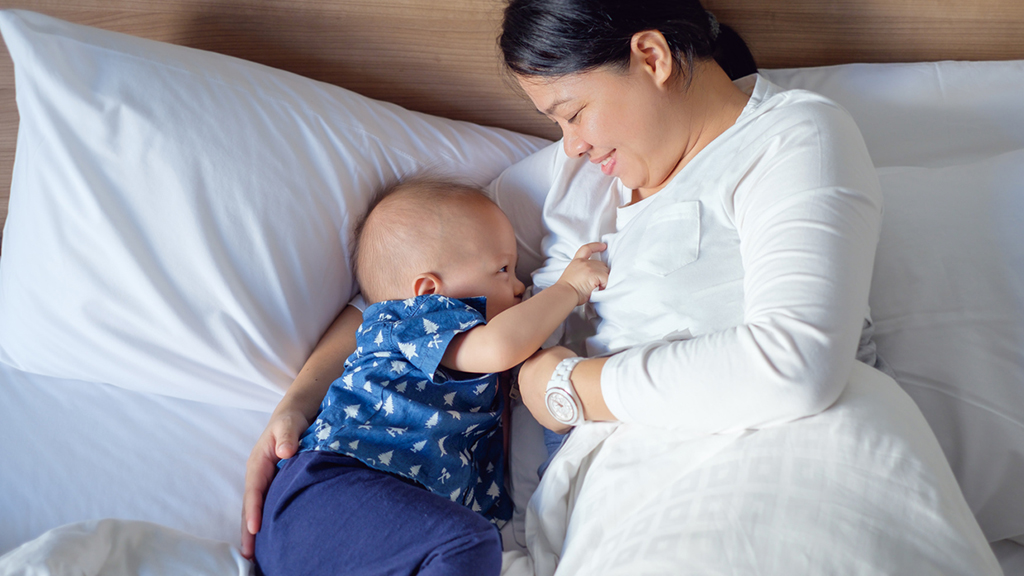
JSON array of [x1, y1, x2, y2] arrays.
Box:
[[275, 432, 298, 460], [572, 242, 607, 261], [240, 411, 305, 559], [241, 434, 275, 558], [241, 525, 256, 561]]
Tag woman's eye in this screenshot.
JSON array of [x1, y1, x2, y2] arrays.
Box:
[[568, 110, 581, 124]]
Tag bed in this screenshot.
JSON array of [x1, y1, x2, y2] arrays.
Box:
[[0, 1, 1022, 574]]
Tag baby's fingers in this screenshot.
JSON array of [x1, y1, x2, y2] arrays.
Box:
[[590, 262, 610, 290], [572, 242, 607, 261]]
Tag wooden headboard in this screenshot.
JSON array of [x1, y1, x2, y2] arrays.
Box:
[[1, 0, 1023, 230]]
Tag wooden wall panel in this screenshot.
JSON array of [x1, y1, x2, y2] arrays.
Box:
[[0, 0, 1022, 232], [707, 0, 1024, 68]]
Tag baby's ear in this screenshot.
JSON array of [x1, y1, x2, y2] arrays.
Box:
[[412, 273, 441, 296]]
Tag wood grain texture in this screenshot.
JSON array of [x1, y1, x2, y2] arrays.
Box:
[[0, 0, 1023, 232], [706, 0, 1024, 68]]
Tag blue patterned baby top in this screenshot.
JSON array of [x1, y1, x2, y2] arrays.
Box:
[[297, 294, 511, 524]]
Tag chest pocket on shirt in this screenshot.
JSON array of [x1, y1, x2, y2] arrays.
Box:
[[635, 200, 700, 276]]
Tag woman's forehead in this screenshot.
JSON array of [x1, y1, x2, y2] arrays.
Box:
[[517, 72, 587, 110], [517, 68, 626, 113]]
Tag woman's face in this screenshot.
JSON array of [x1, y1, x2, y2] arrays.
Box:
[[517, 59, 686, 195]]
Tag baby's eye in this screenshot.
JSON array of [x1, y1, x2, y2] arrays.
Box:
[[499, 266, 508, 273]]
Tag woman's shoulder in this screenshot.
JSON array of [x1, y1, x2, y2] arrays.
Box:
[[725, 76, 880, 203], [745, 75, 863, 141]]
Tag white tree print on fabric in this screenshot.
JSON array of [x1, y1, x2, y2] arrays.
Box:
[[293, 294, 510, 524]]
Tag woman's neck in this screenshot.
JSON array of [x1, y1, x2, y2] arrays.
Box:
[[632, 62, 752, 203]]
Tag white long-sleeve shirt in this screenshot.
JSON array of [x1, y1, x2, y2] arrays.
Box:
[[526, 75, 883, 434]]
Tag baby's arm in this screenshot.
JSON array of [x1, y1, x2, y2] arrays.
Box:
[[442, 242, 608, 374]]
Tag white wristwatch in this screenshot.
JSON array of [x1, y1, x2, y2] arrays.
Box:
[[545, 356, 586, 426]]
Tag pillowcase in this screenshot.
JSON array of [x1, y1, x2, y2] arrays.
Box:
[[762, 61, 1024, 168], [0, 9, 547, 411], [871, 150, 1024, 542]]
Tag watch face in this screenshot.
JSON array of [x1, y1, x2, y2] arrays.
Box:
[[546, 389, 578, 424]]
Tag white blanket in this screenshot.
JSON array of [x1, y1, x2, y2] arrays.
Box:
[[1, 365, 1001, 576], [502, 362, 1001, 575], [0, 520, 250, 576]]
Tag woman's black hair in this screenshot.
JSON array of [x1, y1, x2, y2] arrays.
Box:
[[712, 24, 758, 81], [499, 0, 757, 81]]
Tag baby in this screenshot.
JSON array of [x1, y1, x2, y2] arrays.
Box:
[[254, 179, 608, 576]]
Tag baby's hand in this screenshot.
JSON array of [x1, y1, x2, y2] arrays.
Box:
[[556, 242, 609, 305]]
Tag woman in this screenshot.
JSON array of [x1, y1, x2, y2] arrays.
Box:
[[242, 0, 991, 572], [497, 1, 883, 436]]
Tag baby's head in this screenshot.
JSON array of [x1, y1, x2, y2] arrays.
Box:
[[353, 178, 525, 319]]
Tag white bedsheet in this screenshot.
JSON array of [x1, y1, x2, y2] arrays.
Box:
[[0, 520, 250, 576], [0, 361, 270, 554], [0, 361, 1015, 575], [502, 362, 1001, 575]]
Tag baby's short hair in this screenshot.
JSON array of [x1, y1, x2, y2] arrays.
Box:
[[352, 177, 493, 304]]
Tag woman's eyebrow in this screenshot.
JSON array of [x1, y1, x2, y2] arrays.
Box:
[[541, 98, 571, 116]]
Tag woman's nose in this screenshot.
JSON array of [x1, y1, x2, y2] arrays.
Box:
[[562, 128, 591, 158]]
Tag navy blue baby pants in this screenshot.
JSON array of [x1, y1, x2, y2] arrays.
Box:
[[254, 450, 502, 576]]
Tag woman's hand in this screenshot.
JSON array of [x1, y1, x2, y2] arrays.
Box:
[[519, 346, 578, 433], [520, 346, 618, 432], [241, 406, 309, 558], [239, 304, 363, 559]]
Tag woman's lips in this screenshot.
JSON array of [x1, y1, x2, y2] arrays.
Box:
[[599, 152, 615, 176]]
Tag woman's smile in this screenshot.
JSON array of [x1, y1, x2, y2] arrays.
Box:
[[593, 150, 616, 175]]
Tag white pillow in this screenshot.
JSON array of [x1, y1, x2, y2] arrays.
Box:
[[0, 10, 547, 411], [871, 149, 1024, 541], [763, 61, 1024, 168]]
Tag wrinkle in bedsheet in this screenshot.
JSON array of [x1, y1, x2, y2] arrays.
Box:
[[0, 520, 252, 576], [502, 362, 1000, 576]]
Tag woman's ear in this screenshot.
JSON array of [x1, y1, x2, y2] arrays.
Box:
[[630, 30, 675, 88], [412, 273, 442, 296]]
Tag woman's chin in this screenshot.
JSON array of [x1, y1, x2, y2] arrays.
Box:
[[616, 174, 638, 189]]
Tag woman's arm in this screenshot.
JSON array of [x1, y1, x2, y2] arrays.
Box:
[[241, 304, 363, 559], [520, 99, 883, 434], [518, 346, 613, 432], [599, 104, 881, 432]]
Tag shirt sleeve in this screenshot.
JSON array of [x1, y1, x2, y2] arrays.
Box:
[[600, 98, 883, 433], [389, 297, 486, 379], [348, 293, 368, 313]]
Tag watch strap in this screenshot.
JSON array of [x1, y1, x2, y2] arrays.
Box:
[[545, 356, 586, 426]]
